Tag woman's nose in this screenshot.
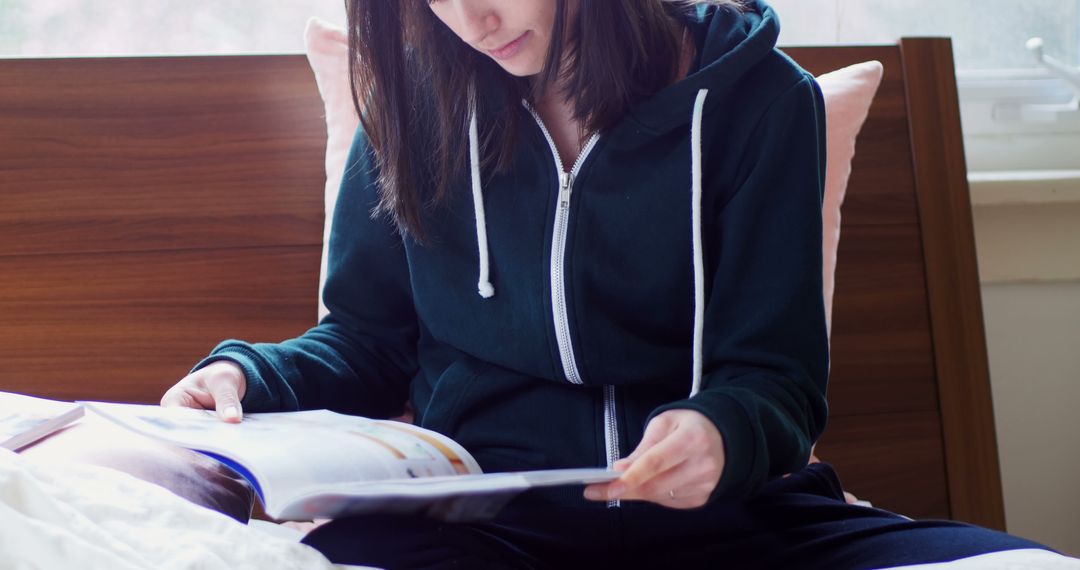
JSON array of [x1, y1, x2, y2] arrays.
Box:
[[452, 0, 500, 46]]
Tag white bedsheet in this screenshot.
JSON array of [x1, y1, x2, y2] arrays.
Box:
[[0, 449, 374, 570], [7, 447, 1074, 569], [886, 548, 1080, 569]]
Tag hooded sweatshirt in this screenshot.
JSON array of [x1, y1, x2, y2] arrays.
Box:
[[194, 0, 829, 505]]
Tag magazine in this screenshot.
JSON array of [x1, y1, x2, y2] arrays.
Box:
[[81, 401, 618, 522], [0, 391, 85, 451]]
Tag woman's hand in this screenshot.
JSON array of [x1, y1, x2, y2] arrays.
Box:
[[160, 361, 248, 423], [584, 409, 725, 508]]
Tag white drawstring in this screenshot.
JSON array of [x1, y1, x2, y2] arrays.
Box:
[[469, 102, 495, 299], [469, 87, 708, 398], [690, 89, 709, 397]]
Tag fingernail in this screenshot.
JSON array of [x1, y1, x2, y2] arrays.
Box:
[[584, 488, 602, 501], [222, 406, 240, 421], [608, 483, 626, 499]]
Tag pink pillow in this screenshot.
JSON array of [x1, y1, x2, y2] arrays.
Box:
[[303, 18, 883, 334], [815, 61, 884, 336], [305, 17, 360, 321]]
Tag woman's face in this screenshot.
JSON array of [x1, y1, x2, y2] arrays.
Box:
[[428, 0, 560, 77]]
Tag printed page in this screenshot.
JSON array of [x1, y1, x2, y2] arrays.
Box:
[[80, 402, 481, 513], [276, 468, 619, 522], [0, 391, 84, 451]]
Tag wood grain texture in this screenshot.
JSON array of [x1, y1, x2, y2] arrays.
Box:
[[828, 224, 939, 417], [816, 411, 951, 520], [900, 38, 1005, 530], [0, 246, 321, 403], [0, 56, 326, 257]]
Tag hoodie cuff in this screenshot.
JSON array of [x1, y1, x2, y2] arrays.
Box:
[[647, 391, 759, 503], [190, 342, 279, 413]]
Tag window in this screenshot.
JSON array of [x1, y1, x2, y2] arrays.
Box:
[[774, 0, 1080, 70], [773, 0, 1080, 171], [0, 0, 346, 57]]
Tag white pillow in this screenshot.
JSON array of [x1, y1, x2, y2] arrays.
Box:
[[304, 17, 360, 321]]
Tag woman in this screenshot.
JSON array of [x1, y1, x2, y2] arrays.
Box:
[[162, 0, 1053, 567]]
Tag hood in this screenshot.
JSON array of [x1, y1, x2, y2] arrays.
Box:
[[625, 0, 781, 137]]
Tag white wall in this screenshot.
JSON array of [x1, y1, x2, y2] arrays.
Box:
[[972, 199, 1080, 556], [979, 281, 1080, 554]]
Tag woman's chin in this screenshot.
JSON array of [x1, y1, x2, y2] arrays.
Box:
[[493, 61, 543, 77]]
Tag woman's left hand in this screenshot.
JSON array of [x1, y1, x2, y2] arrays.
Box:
[[583, 409, 725, 508]]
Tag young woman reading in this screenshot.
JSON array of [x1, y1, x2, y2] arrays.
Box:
[[162, 1, 1056, 567]]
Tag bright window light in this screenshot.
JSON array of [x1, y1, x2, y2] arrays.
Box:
[[0, 0, 346, 57], [773, 0, 1080, 70]]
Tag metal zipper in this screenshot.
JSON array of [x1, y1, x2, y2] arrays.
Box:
[[523, 101, 619, 507], [523, 101, 600, 386], [603, 385, 621, 508]]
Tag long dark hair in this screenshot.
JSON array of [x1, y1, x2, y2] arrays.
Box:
[[347, 0, 740, 241]]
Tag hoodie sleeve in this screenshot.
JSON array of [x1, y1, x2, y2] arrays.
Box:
[[190, 126, 419, 418], [647, 75, 830, 501]]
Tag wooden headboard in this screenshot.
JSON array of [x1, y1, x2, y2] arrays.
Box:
[[0, 39, 1003, 529]]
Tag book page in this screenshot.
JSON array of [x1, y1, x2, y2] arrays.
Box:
[[80, 402, 481, 512], [0, 391, 84, 451], [277, 468, 619, 521]]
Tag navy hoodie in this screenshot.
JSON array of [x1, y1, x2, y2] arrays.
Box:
[[195, 0, 829, 504]]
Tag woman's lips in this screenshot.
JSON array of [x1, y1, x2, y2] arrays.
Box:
[[488, 31, 529, 61]]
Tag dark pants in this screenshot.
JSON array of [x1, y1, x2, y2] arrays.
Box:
[[302, 463, 1050, 569]]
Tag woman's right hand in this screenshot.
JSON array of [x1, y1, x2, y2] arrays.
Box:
[[160, 361, 248, 423]]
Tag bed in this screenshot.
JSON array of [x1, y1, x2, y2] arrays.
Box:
[[0, 37, 1056, 566]]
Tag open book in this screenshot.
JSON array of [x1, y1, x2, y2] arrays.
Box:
[[1, 391, 85, 451], [81, 402, 618, 522]]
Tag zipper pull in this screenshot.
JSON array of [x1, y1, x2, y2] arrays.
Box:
[[559, 172, 574, 207]]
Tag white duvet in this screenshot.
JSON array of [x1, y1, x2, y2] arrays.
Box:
[[888, 549, 1080, 569], [2, 447, 1077, 569], [0, 449, 368, 570]]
